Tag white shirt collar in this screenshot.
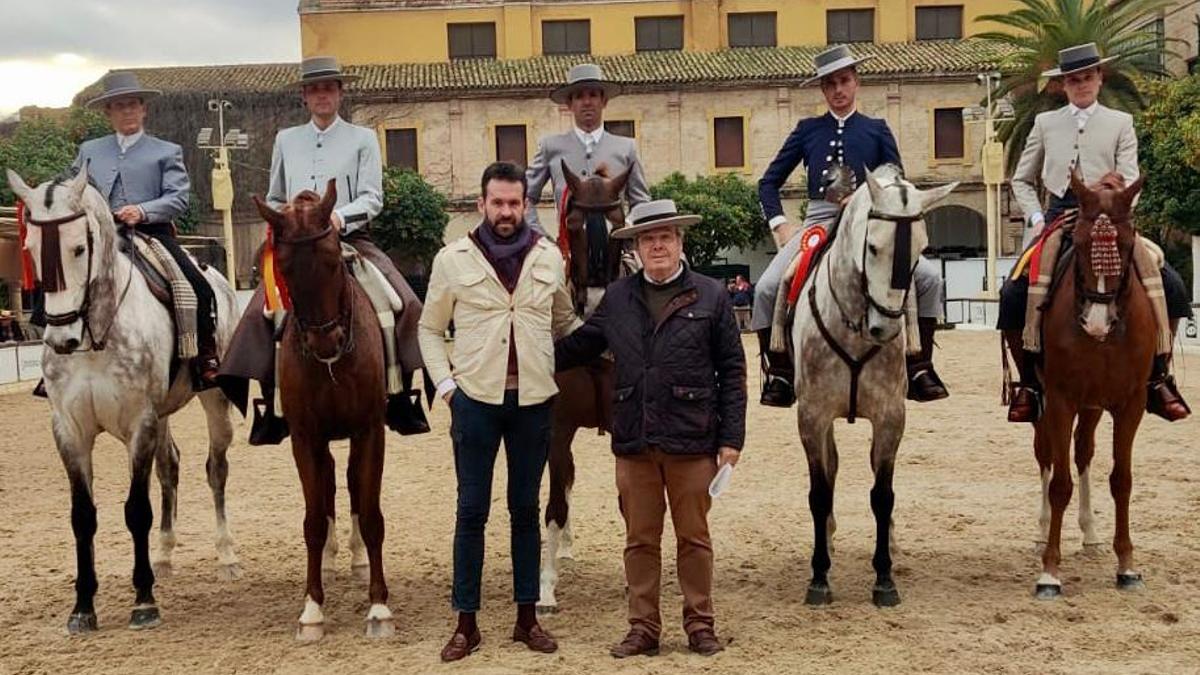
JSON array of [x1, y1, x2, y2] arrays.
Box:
[[1069, 101, 1098, 118], [574, 126, 604, 148], [645, 263, 684, 286], [831, 108, 857, 125], [116, 129, 144, 152], [310, 115, 342, 135]]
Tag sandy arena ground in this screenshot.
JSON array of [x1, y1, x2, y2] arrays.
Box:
[[1, 330, 1198, 674]]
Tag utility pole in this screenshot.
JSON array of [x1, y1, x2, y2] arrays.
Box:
[[964, 72, 1012, 298], [197, 100, 249, 289]]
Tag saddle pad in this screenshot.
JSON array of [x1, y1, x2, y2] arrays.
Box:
[[1010, 211, 1076, 282], [785, 225, 830, 308]]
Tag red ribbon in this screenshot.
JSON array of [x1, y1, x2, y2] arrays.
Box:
[[556, 187, 573, 273], [16, 200, 36, 291]]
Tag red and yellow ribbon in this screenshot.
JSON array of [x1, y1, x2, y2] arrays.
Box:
[[261, 226, 292, 314]]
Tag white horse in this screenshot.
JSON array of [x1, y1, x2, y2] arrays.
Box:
[[790, 164, 956, 607], [7, 168, 240, 634]]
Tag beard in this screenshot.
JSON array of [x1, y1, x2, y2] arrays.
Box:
[[484, 215, 524, 238]]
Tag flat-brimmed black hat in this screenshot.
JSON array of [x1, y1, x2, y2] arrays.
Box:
[[550, 63, 623, 104], [288, 56, 360, 88], [1041, 43, 1116, 77], [86, 72, 161, 109]]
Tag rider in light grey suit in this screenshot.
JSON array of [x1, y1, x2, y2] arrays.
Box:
[[525, 64, 650, 237]]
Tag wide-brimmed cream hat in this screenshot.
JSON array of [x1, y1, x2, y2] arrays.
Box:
[[1041, 43, 1116, 77], [801, 44, 876, 87], [288, 56, 360, 88], [612, 199, 701, 240], [551, 63, 623, 104], [86, 72, 162, 108]]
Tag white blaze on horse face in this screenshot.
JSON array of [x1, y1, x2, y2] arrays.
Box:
[[1082, 276, 1111, 340]]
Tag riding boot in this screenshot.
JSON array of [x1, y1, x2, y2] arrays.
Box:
[[249, 389, 290, 446], [1004, 329, 1042, 423], [757, 328, 796, 407], [906, 317, 949, 402], [1147, 353, 1191, 422], [191, 331, 221, 392]]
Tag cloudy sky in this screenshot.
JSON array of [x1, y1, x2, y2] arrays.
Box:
[[1, 0, 300, 117]]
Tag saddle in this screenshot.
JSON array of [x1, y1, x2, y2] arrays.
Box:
[[769, 218, 838, 354], [118, 229, 204, 360]]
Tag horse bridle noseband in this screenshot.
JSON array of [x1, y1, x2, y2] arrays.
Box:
[[273, 224, 356, 369], [25, 208, 133, 352]]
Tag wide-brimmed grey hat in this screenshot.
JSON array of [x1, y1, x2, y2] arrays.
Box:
[[613, 199, 701, 240], [86, 72, 162, 109], [550, 63, 623, 104], [288, 56, 360, 88], [801, 44, 876, 87], [1041, 42, 1116, 77]]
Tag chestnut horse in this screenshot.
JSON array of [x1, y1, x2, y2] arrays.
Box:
[[538, 160, 630, 612], [1032, 172, 1156, 599], [253, 180, 394, 640]]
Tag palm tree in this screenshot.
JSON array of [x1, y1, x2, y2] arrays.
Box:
[[975, 0, 1179, 173]]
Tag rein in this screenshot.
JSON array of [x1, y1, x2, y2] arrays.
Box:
[[25, 208, 134, 352], [273, 223, 356, 371]]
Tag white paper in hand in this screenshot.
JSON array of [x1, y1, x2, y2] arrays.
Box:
[[708, 463, 735, 498]]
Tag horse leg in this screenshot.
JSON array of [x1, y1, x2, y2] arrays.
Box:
[[321, 453, 338, 584], [1033, 420, 1052, 554], [294, 438, 332, 641], [126, 414, 162, 629], [825, 426, 839, 556], [1074, 409, 1104, 553], [199, 389, 241, 581], [151, 426, 179, 580], [1111, 401, 1145, 590], [53, 415, 100, 635], [800, 419, 836, 606], [870, 418, 903, 608], [1036, 399, 1075, 599], [349, 425, 393, 638], [539, 420, 577, 614]]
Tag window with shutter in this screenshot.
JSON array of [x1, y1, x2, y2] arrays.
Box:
[[542, 20, 591, 55], [826, 9, 874, 44], [385, 128, 419, 171], [714, 117, 745, 169], [934, 108, 964, 159], [729, 12, 777, 48], [635, 16, 685, 51], [495, 125, 528, 166], [448, 23, 497, 59], [915, 6, 963, 40]]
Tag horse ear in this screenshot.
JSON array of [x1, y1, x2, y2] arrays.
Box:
[[920, 181, 959, 210], [865, 168, 884, 203], [252, 194, 287, 231], [5, 169, 32, 203], [560, 159, 582, 194], [1123, 174, 1145, 203], [68, 164, 90, 204], [319, 177, 338, 217], [1068, 169, 1088, 202], [609, 165, 632, 195]]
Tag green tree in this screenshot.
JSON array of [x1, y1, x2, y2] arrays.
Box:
[[373, 167, 449, 274], [976, 0, 1177, 174], [1134, 74, 1200, 294], [0, 107, 109, 205], [649, 172, 771, 267]]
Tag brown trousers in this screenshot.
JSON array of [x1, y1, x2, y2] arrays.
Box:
[[615, 448, 718, 639]]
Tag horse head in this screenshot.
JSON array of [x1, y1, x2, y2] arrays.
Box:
[[847, 164, 956, 344], [560, 159, 629, 315], [253, 178, 352, 362], [6, 167, 119, 354], [1069, 170, 1143, 342]]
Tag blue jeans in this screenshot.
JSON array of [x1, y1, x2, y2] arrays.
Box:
[[450, 389, 551, 612]]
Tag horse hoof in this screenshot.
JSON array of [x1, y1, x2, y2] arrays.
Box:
[[872, 584, 901, 608], [152, 561, 173, 579], [129, 606, 162, 630], [296, 623, 325, 642], [217, 563, 243, 582], [1117, 573, 1145, 591], [805, 583, 833, 606], [351, 564, 370, 583], [1035, 584, 1062, 600], [67, 612, 98, 635], [365, 618, 395, 639]]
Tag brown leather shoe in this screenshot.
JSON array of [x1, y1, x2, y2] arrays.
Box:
[[687, 628, 724, 656], [1007, 386, 1042, 423], [1148, 376, 1191, 422], [907, 368, 949, 402], [610, 629, 659, 658], [512, 622, 558, 653], [440, 629, 481, 662]]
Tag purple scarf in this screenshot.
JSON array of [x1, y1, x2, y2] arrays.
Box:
[[470, 220, 539, 292]]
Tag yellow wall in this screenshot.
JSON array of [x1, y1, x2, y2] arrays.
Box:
[[301, 0, 1021, 64]]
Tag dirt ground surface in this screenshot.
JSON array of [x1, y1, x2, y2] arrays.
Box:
[[1, 330, 1198, 674]]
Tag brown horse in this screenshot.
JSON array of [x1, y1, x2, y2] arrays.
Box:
[[538, 160, 630, 612], [252, 180, 395, 640], [1032, 171, 1154, 599]]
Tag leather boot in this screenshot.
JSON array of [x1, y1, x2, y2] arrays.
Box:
[[191, 333, 221, 392], [757, 328, 795, 407], [249, 393, 290, 446], [906, 317, 949, 402], [1004, 329, 1042, 423], [1147, 354, 1190, 422]]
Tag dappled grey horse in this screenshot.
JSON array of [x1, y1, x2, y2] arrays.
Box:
[[7, 168, 240, 634], [790, 164, 956, 607]]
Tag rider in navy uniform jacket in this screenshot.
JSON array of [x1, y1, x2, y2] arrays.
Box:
[[754, 44, 949, 408]]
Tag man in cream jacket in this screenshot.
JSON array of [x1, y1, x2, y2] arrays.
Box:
[[419, 162, 579, 662]]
